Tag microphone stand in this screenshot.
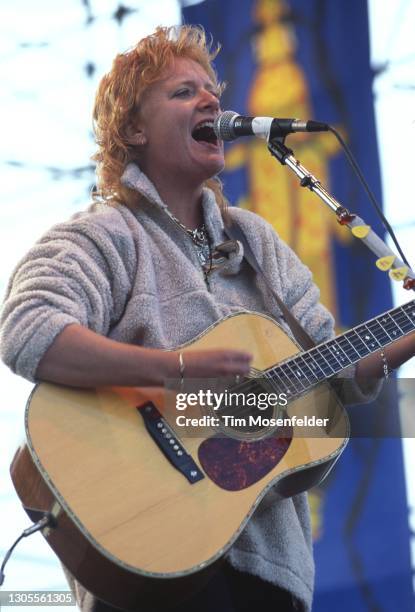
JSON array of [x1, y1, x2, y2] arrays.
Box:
[[267, 138, 415, 291]]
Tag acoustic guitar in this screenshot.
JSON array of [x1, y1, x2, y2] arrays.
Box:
[[10, 302, 415, 610]]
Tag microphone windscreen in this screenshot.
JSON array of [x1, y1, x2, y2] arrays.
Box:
[[214, 111, 238, 141]]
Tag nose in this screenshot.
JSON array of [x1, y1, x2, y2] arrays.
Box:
[[198, 88, 220, 112]]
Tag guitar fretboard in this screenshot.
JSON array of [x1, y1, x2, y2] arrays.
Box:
[[264, 299, 415, 398]]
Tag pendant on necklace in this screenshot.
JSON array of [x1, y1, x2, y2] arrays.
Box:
[[189, 226, 207, 245]]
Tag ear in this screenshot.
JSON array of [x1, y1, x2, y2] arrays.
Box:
[[125, 124, 147, 146]]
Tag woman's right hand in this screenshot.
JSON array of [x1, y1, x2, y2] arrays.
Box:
[[35, 323, 253, 388]]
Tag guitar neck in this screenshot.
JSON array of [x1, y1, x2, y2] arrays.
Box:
[[265, 299, 415, 396]]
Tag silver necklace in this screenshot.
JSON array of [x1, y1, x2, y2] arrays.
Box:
[[168, 212, 208, 246], [165, 209, 212, 270]]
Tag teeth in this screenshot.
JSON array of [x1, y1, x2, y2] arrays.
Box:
[[194, 121, 214, 130], [192, 120, 218, 145]]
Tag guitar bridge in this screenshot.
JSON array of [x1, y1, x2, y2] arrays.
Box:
[[137, 402, 204, 484]]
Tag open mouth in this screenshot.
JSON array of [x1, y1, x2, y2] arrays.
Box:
[[191, 121, 219, 146]]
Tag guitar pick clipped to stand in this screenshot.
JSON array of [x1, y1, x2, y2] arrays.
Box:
[[267, 137, 415, 292]]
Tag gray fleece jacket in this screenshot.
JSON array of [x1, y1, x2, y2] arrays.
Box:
[[0, 163, 377, 611]]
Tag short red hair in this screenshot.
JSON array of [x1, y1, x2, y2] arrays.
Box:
[[92, 25, 226, 210]]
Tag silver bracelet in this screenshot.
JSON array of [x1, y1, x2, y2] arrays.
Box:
[[380, 349, 391, 378], [179, 352, 185, 388]]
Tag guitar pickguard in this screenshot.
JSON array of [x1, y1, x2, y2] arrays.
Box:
[[198, 433, 292, 491]]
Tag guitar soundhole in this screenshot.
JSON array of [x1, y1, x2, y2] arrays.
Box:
[[198, 433, 292, 491]]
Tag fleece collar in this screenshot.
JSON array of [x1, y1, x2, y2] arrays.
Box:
[[120, 163, 243, 275]]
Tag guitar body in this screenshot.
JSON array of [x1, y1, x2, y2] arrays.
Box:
[[10, 312, 349, 610]]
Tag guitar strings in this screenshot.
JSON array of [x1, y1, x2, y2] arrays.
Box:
[[196, 374, 309, 422], [176, 302, 415, 434]]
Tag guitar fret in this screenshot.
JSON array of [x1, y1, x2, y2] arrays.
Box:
[[266, 366, 289, 393], [402, 302, 415, 320], [317, 345, 342, 372], [379, 313, 404, 338], [394, 312, 413, 333], [264, 370, 285, 395], [270, 365, 295, 397], [389, 307, 412, 332], [326, 340, 352, 368], [355, 324, 381, 351], [337, 336, 361, 361], [289, 356, 315, 386], [309, 348, 335, 376], [343, 330, 370, 357], [397, 303, 415, 332], [301, 353, 326, 381], [365, 320, 390, 347], [279, 363, 304, 393], [283, 361, 307, 391]]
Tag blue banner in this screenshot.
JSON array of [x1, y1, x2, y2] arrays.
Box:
[[183, 1, 413, 610]]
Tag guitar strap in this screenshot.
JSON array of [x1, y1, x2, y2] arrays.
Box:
[[224, 220, 316, 351]]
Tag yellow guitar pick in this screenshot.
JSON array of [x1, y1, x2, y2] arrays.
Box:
[[389, 266, 408, 281], [376, 255, 396, 271], [351, 225, 371, 238]]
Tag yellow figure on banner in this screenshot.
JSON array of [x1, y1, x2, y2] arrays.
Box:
[[308, 486, 324, 541], [226, 0, 351, 316]]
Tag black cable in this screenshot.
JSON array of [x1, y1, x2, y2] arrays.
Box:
[[0, 534, 25, 587], [0, 513, 56, 587], [328, 125, 411, 268]]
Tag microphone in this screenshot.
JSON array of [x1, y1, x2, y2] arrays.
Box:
[[214, 110, 329, 141]]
